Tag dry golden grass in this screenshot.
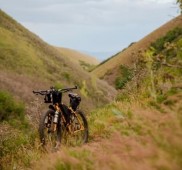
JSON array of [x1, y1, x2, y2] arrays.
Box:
[[92, 15, 182, 86], [55, 47, 99, 66], [32, 97, 182, 170]]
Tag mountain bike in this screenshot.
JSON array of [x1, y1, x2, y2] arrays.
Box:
[[33, 86, 88, 150]]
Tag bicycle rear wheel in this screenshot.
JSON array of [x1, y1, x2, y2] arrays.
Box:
[[61, 109, 88, 146], [39, 109, 61, 150]]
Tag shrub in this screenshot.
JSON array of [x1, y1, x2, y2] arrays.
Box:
[[151, 27, 182, 53], [0, 90, 25, 122], [0, 128, 40, 169], [115, 65, 133, 89]]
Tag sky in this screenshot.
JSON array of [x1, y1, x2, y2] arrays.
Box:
[[0, 0, 180, 61]]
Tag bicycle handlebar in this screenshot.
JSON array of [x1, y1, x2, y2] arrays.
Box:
[[32, 86, 77, 95], [58, 86, 77, 92], [32, 90, 48, 95]]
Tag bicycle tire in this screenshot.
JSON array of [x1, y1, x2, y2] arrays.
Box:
[[76, 109, 89, 143], [39, 109, 61, 149], [61, 109, 88, 146]]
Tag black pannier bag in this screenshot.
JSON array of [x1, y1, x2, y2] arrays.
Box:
[[68, 93, 81, 111]]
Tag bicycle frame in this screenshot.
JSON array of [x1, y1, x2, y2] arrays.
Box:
[[53, 103, 85, 134]]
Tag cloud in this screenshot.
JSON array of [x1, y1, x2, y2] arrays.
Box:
[[0, 0, 179, 58], [1, 0, 177, 24]]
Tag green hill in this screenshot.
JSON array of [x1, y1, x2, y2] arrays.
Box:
[[92, 15, 182, 87], [0, 9, 116, 109], [0, 9, 116, 169]]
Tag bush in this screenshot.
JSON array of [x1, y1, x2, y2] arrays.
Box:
[[0, 90, 25, 122], [115, 65, 133, 89], [151, 27, 182, 53]]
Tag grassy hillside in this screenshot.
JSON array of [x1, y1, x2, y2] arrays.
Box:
[[1, 9, 182, 170], [0, 9, 116, 169], [56, 47, 99, 71], [92, 15, 182, 86], [33, 20, 182, 170], [0, 9, 116, 109]]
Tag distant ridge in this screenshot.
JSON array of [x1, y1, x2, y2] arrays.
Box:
[[55, 47, 99, 66]]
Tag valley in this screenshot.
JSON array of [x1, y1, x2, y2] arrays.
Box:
[[0, 9, 182, 170]]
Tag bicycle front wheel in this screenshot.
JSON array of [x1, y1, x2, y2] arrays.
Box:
[[39, 109, 61, 150]]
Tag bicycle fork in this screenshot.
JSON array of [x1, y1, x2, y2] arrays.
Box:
[[52, 104, 62, 132], [68, 109, 85, 134]]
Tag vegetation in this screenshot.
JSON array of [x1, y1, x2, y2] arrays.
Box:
[[0, 91, 41, 169], [0, 9, 116, 113], [0, 90, 25, 122], [0, 7, 182, 170], [45, 26, 182, 170], [115, 65, 134, 89], [151, 27, 182, 53], [0, 127, 40, 169], [47, 26, 182, 170], [92, 15, 182, 83], [177, 0, 182, 13], [125, 27, 182, 104], [0, 10, 116, 169], [114, 27, 182, 97], [55, 47, 99, 71], [0, 90, 30, 131], [36, 95, 182, 169], [79, 60, 96, 72], [32, 27, 182, 170]]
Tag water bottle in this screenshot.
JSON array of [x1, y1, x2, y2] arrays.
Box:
[[54, 111, 59, 123], [44, 116, 48, 124]]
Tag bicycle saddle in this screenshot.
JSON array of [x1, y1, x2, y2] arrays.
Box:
[[68, 93, 79, 98]]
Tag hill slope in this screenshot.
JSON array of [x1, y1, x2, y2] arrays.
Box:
[[55, 47, 99, 71], [0, 9, 116, 169], [92, 15, 182, 86], [0, 9, 116, 110]]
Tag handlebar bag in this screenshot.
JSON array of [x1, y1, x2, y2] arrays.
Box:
[[52, 91, 62, 104]]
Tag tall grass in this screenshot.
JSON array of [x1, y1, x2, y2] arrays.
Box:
[[115, 65, 134, 89], [0, 90, 41, 169], [0, 90, 26, 126], [50, 95, 182, 170]]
